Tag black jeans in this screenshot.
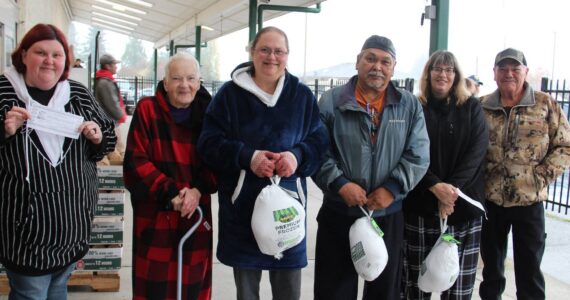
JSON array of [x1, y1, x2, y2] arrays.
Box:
[[479, 202, 546, 300], [313, 206, 403, 300]]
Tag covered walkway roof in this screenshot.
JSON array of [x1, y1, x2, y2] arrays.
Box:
[[68, 0, 325, 48]]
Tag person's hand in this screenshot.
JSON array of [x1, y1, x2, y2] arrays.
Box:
[[338, 182, 367, 207], [366, 187, 394, 211], [250, 150, 281, 178], [171, 195, 183, 212], [429, 182, 458, 207], [438, 201, 454, 218], [79, 121, 103, 145], [275, 151, 297, 178], [4, 106, 31, 138], [171, 187, 201, 218]]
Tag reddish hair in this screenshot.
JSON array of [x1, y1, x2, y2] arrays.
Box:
[[11, 23, 71, 81]]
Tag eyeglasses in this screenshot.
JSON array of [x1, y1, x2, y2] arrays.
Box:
[[255, 47, 288, 57], [431, 67, 455, 75]]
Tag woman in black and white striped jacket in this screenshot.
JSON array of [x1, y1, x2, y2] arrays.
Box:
[[0, 24, 116, 299]]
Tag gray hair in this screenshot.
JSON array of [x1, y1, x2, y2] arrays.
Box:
[[164, 52, 200, 79]]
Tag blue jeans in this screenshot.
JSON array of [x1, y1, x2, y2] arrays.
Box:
[[6, 263, 75, 300]]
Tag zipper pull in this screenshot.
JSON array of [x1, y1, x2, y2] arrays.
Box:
[[512, 111, 521, 145]]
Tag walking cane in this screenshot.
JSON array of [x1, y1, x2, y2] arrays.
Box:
[[177, 206, 203, 300]]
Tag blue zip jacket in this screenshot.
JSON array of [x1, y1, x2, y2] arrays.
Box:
[[313, 76, 430, 217]]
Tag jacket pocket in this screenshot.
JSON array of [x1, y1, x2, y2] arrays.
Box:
[[231, 169, 246, 204], [506, 164, 541, 205], [533, 167, 547, 195], [18, 203, 36, 246], [511, 116, 548, 163], [21, 190, 92, 247]]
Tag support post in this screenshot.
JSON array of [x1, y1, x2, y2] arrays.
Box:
[[429, 0, 449, 54], [195, 25, 202, 64], [249, 0, 257, 42]]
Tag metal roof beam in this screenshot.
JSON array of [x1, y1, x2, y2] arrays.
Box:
[[154, 0, 242, 48]]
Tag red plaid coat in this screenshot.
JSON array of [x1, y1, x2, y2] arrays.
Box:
[[124, 82, 217, 300]]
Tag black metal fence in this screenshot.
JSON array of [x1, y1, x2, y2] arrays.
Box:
[[202, 80, 226, 96], [114, 76, 155, 114], [115, 76, 415, 114], [305, 78, 415, 99], [541, 77, 570, 215]]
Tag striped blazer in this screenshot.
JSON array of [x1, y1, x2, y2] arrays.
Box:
[[0, 75, 116, 275]]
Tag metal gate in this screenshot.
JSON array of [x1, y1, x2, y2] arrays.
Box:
[[541, 77, 570, 215]]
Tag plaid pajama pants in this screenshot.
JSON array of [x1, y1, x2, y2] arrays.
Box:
[[402, 213, 482, 300]]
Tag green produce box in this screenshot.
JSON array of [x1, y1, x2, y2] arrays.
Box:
[[97, 165, 124, 189], [75, 247, 122, 271], [96, 191, 125, 216], [90, 217, 124, 244]]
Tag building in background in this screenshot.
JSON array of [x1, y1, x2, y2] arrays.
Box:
[[0, 0, 70, 73]]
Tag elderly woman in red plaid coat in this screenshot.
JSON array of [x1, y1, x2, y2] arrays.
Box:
[[124, 52, 217, 300]]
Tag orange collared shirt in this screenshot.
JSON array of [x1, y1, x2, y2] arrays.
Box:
[[355, 85, 385, 143]]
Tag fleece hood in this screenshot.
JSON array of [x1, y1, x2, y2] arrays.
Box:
[[230, 62, 285, 107]]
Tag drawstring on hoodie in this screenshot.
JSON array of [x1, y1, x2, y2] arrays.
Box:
[[24, 102, 32, 183], [25, 123, 30, 182]]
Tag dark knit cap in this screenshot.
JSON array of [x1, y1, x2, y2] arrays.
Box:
[[361, 35, 396, 59]]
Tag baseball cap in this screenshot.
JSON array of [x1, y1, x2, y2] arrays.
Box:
[[99, 54, 120, 65], [494, 48, 527, 66], [361, 35, 396, 59], [468, 75, 483, 86]]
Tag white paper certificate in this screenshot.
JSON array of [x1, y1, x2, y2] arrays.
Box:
[[27, 104, 84, 139]]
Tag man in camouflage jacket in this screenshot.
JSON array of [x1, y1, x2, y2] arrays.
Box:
[[479, 48, 570, 300]]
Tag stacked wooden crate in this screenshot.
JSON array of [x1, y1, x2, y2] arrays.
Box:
[[68, 164, 125, 291], [0, 263, 6, 294]]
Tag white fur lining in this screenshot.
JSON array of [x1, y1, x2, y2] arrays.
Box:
[[231, 65, 285, 107]]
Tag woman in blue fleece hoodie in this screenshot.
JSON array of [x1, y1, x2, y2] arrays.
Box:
[[197, 26, 328, 300]]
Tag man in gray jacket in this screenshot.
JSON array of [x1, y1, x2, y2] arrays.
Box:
[[312, 35, 430, 300], [95, 54, 126, 123], [95, 54, 127, 159]]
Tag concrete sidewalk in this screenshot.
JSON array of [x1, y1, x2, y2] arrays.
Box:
[[2, 179, 569, 300]]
